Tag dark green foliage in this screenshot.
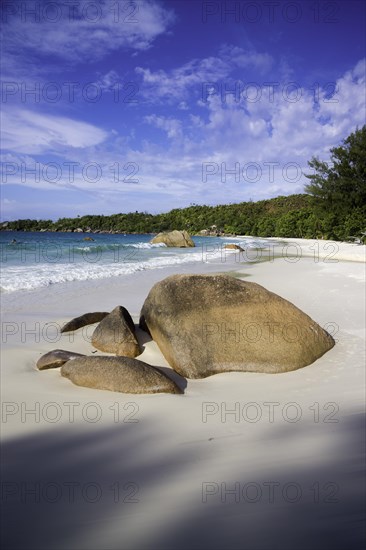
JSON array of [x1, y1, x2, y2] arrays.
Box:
[[0, 195, 315, 237], [2, 191, 363, 241], [305, 125, 366, 239]]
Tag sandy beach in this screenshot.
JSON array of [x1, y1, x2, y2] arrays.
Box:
[[1, 238, 365, 550]]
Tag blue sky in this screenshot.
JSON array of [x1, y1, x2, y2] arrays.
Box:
[[1, 0, 365, 220]]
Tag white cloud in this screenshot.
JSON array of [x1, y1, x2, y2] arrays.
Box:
[[220, 45, 274, 73], [202, 58, 366, 159], [144, 115, 183, 139], [178, 101, 189, 111], [317, 59, 366, 135], [1, 0, 175, 77], [189, 115, 205, 128], [1, 60, 364, 211], [1, 109, 108, 154], [137, 58, 366, 202], [136, 45, 274, 103], [93, 70, 120, 92]]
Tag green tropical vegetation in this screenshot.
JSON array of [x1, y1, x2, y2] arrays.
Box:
[[2, 127, 365, 241], [304, 125, 366, 240]]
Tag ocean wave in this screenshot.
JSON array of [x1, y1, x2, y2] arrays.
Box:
[[130, 242, 167, 249], [0, 251, 205, 293], [1, 241, 167, 256], [61, 243, 128, 253]]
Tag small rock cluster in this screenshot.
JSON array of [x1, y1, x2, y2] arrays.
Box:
[[37, 306, 181, 394]]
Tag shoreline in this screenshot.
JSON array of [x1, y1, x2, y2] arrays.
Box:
[[1, 237, 365, 549], [232, 235, 366, 262], [1, 235, 365, 300]]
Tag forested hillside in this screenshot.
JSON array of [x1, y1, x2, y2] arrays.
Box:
[[1, 193, 364, 240]]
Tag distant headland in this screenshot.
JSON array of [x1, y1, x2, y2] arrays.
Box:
[[1, 193, 365, 242]]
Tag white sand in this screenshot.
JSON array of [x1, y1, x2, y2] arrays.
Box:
[[1, 239, 365, 550]]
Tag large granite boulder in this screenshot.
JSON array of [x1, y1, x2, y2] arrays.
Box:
[[151, 230, 195, 248], [37, 349, 85, 370], [61, 356, 182, 394], [91, 306, 140, 357], [61, 312, 109, 333], [140, 274, 335, 378]]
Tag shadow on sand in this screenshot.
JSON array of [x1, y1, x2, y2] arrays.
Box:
[[1, 412, 365, 550]]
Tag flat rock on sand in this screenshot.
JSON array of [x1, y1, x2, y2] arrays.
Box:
[[91, 306, 140, 357], [61, 312, 109, 333], [61, 356, 182, 394], [140, 274, 335, 378], [37, 349, 85, 370]]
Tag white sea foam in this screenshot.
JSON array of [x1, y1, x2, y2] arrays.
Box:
[[1, 235, 279, 294], [130, 242, 167, 249], [1, 250, 204, 293], [71, 243, 128, 252]]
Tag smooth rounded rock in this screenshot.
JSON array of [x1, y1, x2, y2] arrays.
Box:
[[37, 349, 85, 370], [61, 312, 109, 333], [140, 274, 335, 378], [61, 356, 182, 394], [91, 306, 140, 357], [151, 230, 195, 248]]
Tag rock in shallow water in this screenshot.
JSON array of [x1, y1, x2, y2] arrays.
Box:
[[37, 349, 85, 370], [61, 356, 182, 394], [91, 306, 140, 357], [151, 230, 195, 248], [140, 274, 335, 378], [223, 243, 244, 251]]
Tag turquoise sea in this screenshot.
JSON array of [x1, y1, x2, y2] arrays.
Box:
[[0, 231, 273, 294]]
